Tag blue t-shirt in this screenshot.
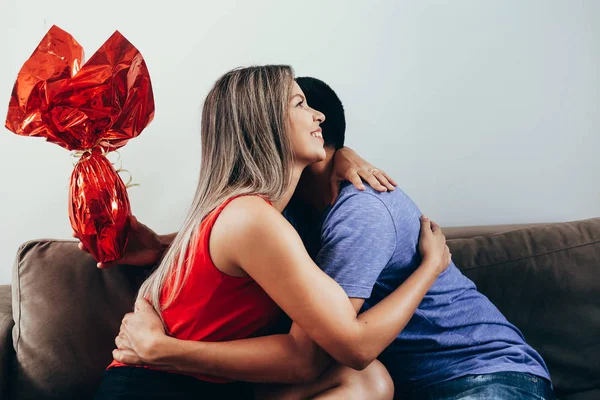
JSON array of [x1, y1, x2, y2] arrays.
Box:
[[285, 182, 550, 390]]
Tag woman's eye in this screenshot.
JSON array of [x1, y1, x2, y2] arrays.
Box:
[[297, 101, 304, 108]]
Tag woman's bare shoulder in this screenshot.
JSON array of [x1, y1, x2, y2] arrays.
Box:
[[217, 195, 286, 238]]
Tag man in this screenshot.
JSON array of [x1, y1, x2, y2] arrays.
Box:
[[98, 78, 555, 399]]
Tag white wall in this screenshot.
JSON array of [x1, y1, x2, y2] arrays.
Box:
[[1, 0, 598, 284]]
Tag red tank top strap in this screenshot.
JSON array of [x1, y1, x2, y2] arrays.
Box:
[[220, 193, 271, 212], [206, 194, 271, 224]]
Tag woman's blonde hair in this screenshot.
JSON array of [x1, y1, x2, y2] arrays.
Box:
[[137, 65, 295, 320]]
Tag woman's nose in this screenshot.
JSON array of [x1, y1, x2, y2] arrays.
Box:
[[314, 109, 326, 124]]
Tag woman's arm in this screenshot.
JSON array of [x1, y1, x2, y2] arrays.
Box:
[[213, 198, 449, 370], [117, 212, 448, 381]]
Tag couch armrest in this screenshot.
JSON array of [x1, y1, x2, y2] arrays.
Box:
[[12, 240, 150, 399], [0, 285, 14, 399]]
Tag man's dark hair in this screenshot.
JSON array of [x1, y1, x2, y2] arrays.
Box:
[[295, 77, 346, 150]]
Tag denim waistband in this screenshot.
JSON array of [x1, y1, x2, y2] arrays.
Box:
[[401, 371, 555, 400]]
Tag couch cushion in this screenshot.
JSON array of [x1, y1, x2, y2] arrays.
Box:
[[447, 218, 600, 399], [562, 388, 600, 400], [12, 240, 150, 400]]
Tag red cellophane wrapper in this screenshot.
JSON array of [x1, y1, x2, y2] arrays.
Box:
[[5, 25, 154, 263]]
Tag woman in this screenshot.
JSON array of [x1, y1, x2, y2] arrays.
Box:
[[94, 65, 450, 399]]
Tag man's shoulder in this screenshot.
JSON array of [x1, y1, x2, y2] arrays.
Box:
[[331, 182, 387, 211], [324, 182, 395, 228], [318, 183, 400, 289], [336, 181, 388, 201], [334, 181, 413, 210], [328, 182, 421, 226]]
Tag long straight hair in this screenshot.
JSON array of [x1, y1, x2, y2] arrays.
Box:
[[137, 65, 295, 320]]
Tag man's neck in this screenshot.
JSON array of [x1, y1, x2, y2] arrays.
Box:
[[294, 149, 336, 212], [272, 164, 305, 213]]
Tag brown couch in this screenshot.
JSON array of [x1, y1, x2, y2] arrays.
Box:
[[0, 218, 599, 399]]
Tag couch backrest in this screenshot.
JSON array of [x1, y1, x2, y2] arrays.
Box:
[[448, 218, 600, 398]]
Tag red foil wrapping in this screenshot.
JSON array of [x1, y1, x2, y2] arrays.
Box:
[[69, 150, 131, 262], [5, 26, 154, 263]]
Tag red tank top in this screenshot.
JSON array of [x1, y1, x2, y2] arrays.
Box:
[[109, 195, 282, 382]]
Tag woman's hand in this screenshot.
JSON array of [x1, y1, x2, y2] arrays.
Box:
[[113, 299, 167, 365], [74, 215, 164, 269], [418, 215, 451, 276], [330, 147, 398, 204]]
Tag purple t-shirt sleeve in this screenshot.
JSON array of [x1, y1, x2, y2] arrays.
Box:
[[316, 192, 397, 299]]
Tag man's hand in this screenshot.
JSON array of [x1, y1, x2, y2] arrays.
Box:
[[73, 215, 164, 269], [112, 338, 144, 366], [330, 147, 398, 204], [114, 299, 167, 365]]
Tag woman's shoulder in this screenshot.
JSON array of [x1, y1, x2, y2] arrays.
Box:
[[210, 194, 296, 271], [217, 194, 284, 236]]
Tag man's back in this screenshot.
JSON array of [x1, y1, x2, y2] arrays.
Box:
[[311, 182, 550, 390]]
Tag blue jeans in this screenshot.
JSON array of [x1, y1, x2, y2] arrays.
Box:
[[400, 372, 556, 400]]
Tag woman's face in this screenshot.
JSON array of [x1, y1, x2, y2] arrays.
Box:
[[288, 81, 326, 165]]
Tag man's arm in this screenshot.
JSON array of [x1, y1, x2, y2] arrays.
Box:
[[75, 215, 177, 269], [158, 232, 177, 252]]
